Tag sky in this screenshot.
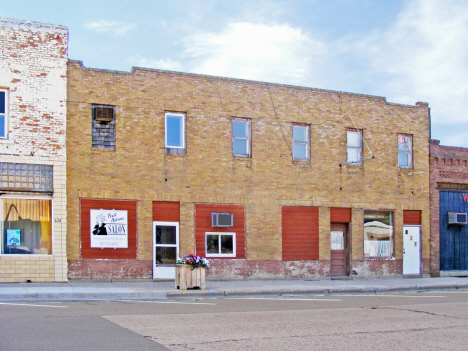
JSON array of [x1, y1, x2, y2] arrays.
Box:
[[2, 0, 468, 147]]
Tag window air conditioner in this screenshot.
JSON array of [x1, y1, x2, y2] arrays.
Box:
[[211, 213, 233, 227], [448, 212, 468, 225]]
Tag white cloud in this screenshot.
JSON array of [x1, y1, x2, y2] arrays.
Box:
[[351, 0, 468, 125], [128, 55, 183, 71], [182, 22, 327, 86], [84, 20, 135, 35]]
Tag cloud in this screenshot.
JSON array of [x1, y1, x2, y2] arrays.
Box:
[[350, 0, 468, 125], [181, 22, 327, 86], [84, 20, 135, 35], [127, 55, 183, 71]]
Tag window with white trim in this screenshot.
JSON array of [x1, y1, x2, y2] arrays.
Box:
[[398, 134, 413, 169], [0, 89, 8, 139], [292, 124, 310, 161], [165, 112, 186, 154], [232, 118, 251, 157], [1, 197, 52, 255], [205, 232, 236, 257], [347, 130, 362, 165]]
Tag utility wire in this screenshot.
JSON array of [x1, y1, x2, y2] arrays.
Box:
[[266, 83, 292, 154]]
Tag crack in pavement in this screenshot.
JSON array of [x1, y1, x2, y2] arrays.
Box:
[[372, 306, 468, 320]]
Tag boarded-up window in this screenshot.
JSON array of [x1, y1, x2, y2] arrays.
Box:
[[282, 206, 319, 261], [403, 210, 421, 225], [92, 105, 115, 150], [195, 204, 245, 259], [330, 207, 351, 223], [153, 201, 180, 222], [80, 199, 137, 259]]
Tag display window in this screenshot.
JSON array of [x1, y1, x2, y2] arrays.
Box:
[[1, 197, 52, 255]]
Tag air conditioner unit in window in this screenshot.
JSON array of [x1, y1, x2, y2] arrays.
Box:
[[448, 212, 468, 225], [211, 213, 233, 227]]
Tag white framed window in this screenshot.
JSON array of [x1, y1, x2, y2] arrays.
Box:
[[205, 232, 236, 257], [398, 134, 413, 169], [0, 89, 8, 139], [347, 130, 362, 165], [364, 210, 394, 258], [165, 112, 186, 153], [232, 118, 251, 157], [1, 196, 53, 255], [292, 124, 310, 161]]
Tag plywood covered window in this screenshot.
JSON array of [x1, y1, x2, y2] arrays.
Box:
[[282, 206, 319, 260], [195, 204, 245, 259]]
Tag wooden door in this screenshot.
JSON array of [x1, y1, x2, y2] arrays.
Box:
[[330, 223, 348, 276]]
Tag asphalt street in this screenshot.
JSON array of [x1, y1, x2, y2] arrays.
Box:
[[1, 291, 468, 350]]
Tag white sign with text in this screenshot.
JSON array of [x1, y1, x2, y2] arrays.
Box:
[[90, 209, 128, 248]]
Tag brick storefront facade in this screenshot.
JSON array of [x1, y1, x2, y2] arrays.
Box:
[[430, 139, 468, 276], [0, 18, 68, 282], [67, 61, 431, 280]]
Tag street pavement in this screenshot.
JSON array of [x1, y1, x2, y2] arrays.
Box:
[[1, 276, 468, 302]]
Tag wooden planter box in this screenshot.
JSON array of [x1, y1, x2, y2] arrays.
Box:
[[175, 264, 206, 290]]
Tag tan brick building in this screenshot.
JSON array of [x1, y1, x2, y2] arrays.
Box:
[[430, 139, 468, 277], [67, 61, 431, 280], [0, 18, 68, 282]]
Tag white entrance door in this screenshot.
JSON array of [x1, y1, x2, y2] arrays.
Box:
[[403, 225, 421, 275], [153, 221, 179, 279]]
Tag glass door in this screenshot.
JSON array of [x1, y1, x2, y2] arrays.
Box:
[[153, 221, 179, 279]]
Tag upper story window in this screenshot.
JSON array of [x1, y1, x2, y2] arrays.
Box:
[[92, 104, 115, 150], [292, 124, 310, 162], [232, 118, 251, 157], [398, 134, 413, 169], [347, 130, 362, 165], [0, 89, 8, 139], [165, 112, 186, 154]]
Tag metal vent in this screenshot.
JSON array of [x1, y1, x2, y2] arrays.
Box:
[[448, 212, 468, 225], [211, 213, 233, 227], [93, 105, 114, 123]]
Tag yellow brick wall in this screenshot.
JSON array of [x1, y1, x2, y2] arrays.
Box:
[[67, 61, 430, 276]]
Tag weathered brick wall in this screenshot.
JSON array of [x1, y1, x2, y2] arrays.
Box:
[[429, 139, 468, 276], [0, 18, 68, 282], [67, 61, 430, 279]]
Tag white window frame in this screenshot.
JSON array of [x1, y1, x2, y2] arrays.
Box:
[[165, 112, 186, 149], [205, 232, 236, 258], [292, 124, 310, 162], [347, 129, 363, 165], [0, 89, 8, 139], [0, 194, 53, 256], [398, 134, 413, 169], [232, 118, 251, 157]]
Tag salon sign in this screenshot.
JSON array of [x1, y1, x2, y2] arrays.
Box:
[[90, 209, 128, 248]]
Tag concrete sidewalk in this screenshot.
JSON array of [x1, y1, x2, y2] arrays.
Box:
[[1, 277, 468, 302]]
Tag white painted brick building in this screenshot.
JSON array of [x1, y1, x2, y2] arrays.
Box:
[[0, 18, 68, 282]]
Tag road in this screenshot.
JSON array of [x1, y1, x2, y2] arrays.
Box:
[[1, 291, 468, 350]]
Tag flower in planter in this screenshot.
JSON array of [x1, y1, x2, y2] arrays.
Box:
[[176, 254, 210, 270]]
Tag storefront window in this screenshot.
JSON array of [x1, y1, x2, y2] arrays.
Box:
[[1, 198, 52, 255], [364, 210, 393, 257]]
